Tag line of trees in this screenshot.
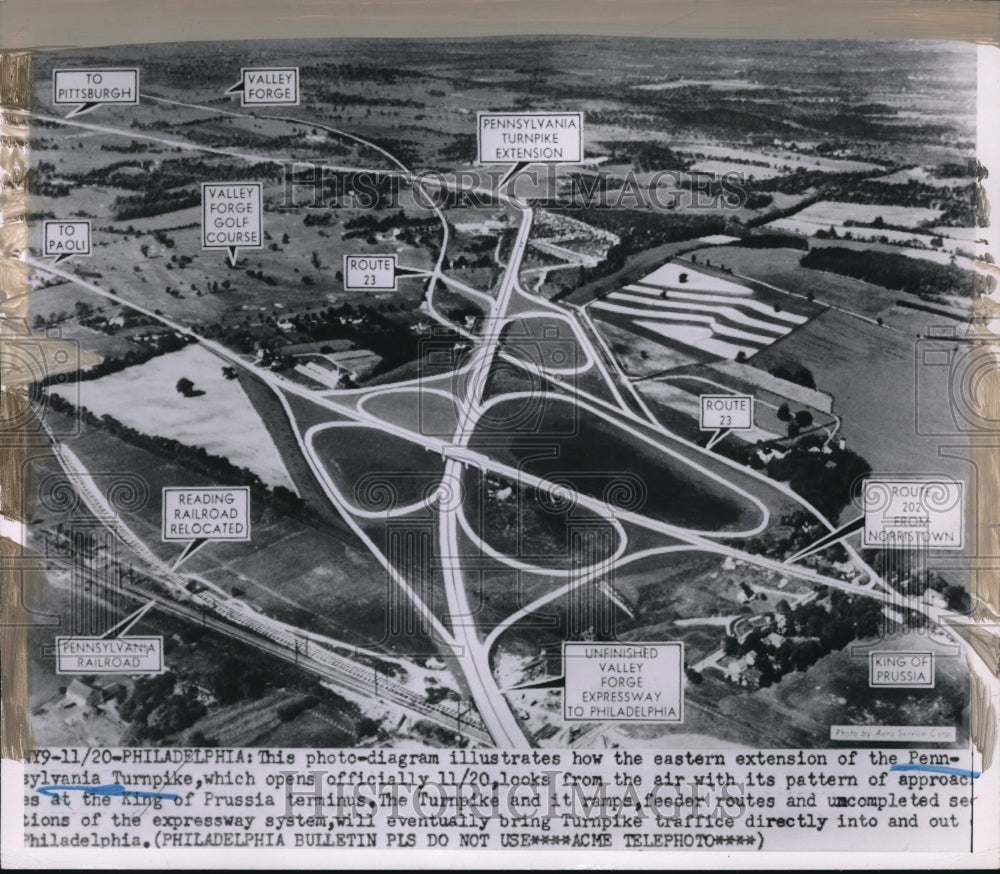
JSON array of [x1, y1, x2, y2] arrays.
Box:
[[39, 333, 191, 388], [723, 589, 882, 687], [44, 392, 304, 517], [800, 247, 975, 298]]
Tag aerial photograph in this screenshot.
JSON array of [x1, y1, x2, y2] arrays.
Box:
[[12, 36, 987, 752]]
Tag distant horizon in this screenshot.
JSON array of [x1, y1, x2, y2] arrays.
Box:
[[2, 0, 996, 52], [20, 34, 978, 50]]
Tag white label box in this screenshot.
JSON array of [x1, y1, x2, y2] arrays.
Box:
[[699, 394, 754, 430], [563, 642, 683, 722], [232, 67, 299, 105], [55, 637, 163, 675], [343, 254, 397, 291], [52, 68, 139, 111], [162, 487, 251, 542], [869, 651, 935, 688], [862, 479, 963, 549], [478, 112, 584, 164], [202, 183, 263, 260], [43, 220, 91, 259]]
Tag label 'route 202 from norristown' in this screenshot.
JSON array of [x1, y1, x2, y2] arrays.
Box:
[[862, 479, 964, 548]]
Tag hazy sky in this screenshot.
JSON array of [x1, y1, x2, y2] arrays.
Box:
[[1, 0, 996, 50]]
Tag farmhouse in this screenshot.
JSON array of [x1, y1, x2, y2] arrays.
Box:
[[62, 679, 103, 711]]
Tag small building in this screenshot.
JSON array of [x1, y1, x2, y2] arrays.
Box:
[[922, 589, 948, 609], [101, 682, 126, 703], [327, 349, 383, 381], [62, 679, 103, 711], [725, 652, 758, 685], [756, 447, 789, 464]]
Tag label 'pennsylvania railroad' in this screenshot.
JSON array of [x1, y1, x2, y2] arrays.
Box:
[[55, 637, 163, 674]]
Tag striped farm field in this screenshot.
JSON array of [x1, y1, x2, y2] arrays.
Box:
[[590, 262, 809, 361]]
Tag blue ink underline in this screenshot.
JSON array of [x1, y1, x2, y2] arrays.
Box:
[[889, 764, 980, 779], [37, 784, 180, 804]]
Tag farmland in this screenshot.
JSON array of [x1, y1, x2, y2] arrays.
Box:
[[591, 260, 811, 362], [52, 344, 297, 490], [473, 395, 763, 532], [35, 405, 437, 656], [752, 310, 968, 484], [18, 35, 982, 752]]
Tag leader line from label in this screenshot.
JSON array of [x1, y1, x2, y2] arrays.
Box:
[[478, 111, 584, 190], [226, 67, 300, 106], [342, 254, 425, 292]]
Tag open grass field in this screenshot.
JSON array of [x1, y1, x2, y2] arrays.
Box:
[[56, 344, 296, 490], [752, 308, 969, 485], [500, 315, 585, 372], [450, 535, 552, 640], [310, 423, 446, 512], [770, 219, 941, 250], [350, 512, 455, 651], [807, 236, 977, 271], [684, 244, 974, 326], [688, 160, 782, 180], [474, 395, 764, 533], [38, 405, 437, 654], [462, 467, 621, 573], [358, 386, 460, 437], [596, 318, 696, 376], [672, 144, 883, 175], [773, 200, 943, 228], [39, 196, 437, 329]]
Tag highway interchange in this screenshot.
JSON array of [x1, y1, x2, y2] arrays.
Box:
[[14, 93, 998, 749]]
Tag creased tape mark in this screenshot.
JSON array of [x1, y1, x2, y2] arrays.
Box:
[[0, 50, 35, 761]]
